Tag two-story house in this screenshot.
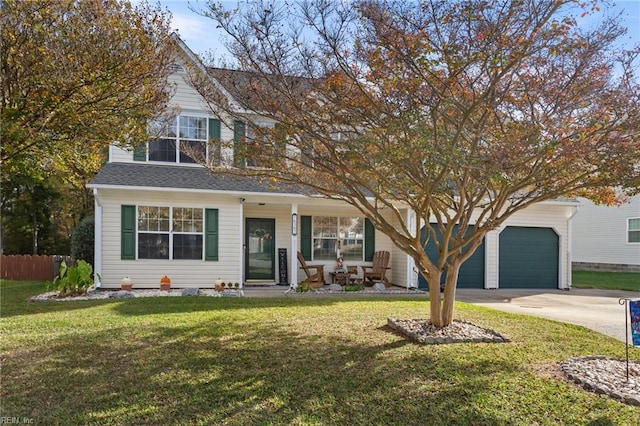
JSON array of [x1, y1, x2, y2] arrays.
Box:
[[87, 34, 578, 290]]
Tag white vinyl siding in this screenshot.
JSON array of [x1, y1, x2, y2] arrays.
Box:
[[573, 197, 640, 266], [97, 188, 242, 288]]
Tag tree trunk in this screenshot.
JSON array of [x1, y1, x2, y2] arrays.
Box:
[[425, 263, 460, 327], [441, 262, 460, 326], [427, 268, 444, 327], [32, 194, 38, 255]]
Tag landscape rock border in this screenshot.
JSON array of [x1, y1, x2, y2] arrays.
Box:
[[387, 318, 510, 344], [29, 288, 244, 302], [561, 356, 640, 406]]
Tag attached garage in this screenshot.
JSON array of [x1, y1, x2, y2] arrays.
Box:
[[499, 226, 559, 289], [418, 225, 485, 289]]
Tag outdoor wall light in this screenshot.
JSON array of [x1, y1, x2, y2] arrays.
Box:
[[292, 213, 298, 236]]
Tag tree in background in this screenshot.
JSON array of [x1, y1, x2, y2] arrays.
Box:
[[194, 0, 640, 326], [0, 0, 176, 254], [71, 216, 94, 265]]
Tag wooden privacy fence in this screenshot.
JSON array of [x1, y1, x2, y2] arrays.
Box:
[[1, 255, 73, 281]]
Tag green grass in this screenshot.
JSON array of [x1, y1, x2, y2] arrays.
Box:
[[2, 280, 639, 425], [572, 270, 640, 291]]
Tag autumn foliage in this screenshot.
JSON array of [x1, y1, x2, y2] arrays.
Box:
[[195, 0, 640, 326], [0, 0, 176, 253]]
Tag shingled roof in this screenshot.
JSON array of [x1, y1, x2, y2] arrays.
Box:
[[207, 67, 313, 112], [88, 162, 307, 195]]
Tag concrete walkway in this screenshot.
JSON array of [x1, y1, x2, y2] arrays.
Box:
[[244, 286, 640, 342], [457, 288, 639, 342]]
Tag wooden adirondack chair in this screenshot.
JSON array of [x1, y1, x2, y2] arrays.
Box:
[[297, 251, 325, 288], [362, 251, 391, 287]]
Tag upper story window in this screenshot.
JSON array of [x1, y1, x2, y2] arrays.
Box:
[[629, 218, 640, 244], [150, 115, 206, 163], [234, 120, 283, 168], [139, 115, 221, 164]]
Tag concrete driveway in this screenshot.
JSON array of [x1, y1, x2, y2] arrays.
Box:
[[456, 288, 640, 342]]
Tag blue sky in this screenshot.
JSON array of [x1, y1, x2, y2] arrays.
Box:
[[155, 0, 640, 58]]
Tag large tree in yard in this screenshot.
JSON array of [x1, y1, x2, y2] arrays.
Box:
[[194, 0, 640, 327], [1, 0, 176, 253]]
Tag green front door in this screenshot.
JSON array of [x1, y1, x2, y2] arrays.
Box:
[[245, 218, 276, 281]]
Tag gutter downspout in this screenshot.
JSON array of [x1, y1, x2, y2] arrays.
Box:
[[566, 204, 580, 290], [92, 188, 103, 287]]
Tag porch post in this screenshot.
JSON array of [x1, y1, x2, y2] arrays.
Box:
[[290, 203, 298, 287], [406, 208, 415, 288]]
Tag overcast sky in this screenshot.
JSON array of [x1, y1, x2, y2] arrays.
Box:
[[155, 0, 640, 59]]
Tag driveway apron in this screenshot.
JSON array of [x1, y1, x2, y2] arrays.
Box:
[[456, 288, 640, 342]]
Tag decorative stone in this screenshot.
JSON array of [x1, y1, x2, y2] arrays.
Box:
[[221, 291, 240, 297], [181, 288, 200, 296], [610, 391, 625, 400], [387, 318, 510, 345], [108, 290, 134, 299], [560, 356, 640, 407], [328, 284, 343, 291], [626, 396, 640, 406], [373, 283, 386, 291]]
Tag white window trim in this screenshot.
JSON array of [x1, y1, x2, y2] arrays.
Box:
[[627, 217, 640, 245], [312, 216, 365, 261], [136, 206, 205, 260], [146, 114, 211, 164]]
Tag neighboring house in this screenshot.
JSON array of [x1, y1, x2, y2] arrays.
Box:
[[87, 34, 578, 290], [572, 196, 640, 272]]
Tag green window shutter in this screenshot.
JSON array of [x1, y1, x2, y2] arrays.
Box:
[[209, 118, 221, 139], [233, 120, 246, 167], [300, 215, 312, 260], [121, 205, 136, 260], [364, 218, 375, 261], [205, 208, 219, 261], [133, 144, 146, 161], [209, 118, 221, 164]]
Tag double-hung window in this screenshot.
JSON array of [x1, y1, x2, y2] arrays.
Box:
[[234, 121, 281, 168], [629, 218, 640, 244], [146, 115, 219, 164], [137, 206, 203, 260], [312, 216, 364, 261]]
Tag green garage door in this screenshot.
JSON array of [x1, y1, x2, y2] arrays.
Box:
[[499, 226, 559, 289], [418, 224, 485, 289]]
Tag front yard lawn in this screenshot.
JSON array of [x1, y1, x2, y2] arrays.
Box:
[[1, 280, 639, 425], [572, 270, 640, 291]]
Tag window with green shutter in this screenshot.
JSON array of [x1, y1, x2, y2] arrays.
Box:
[[300, 216, 373, 261], [300, 215, 312, 260], [133, 145, 146, 161], [209, 118, 221, 165], [364, 218, 375, 261], [121, 205, 136, 259], [205, 208, 219, 261], [233, 120, 246, 168]]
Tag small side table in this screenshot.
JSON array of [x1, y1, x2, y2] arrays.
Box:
[[330, 272, 350, 285]]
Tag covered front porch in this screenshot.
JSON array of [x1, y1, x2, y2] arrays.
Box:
[[239, 195, 416, 289]]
